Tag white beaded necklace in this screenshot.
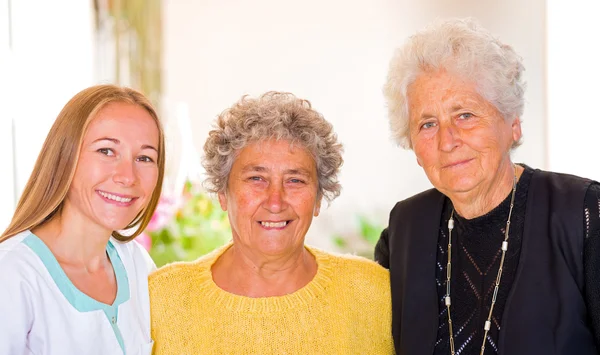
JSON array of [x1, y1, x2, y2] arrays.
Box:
[[445, 166, 517, 355]]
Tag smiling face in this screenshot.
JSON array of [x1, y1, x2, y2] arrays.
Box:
[[408, 70, 521, 199], [62, 101, 160, 234], [218, 139, 321, 257]]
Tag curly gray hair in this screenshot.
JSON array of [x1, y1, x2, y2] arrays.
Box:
[[384, 18, 526, 149], [202, 91, 344, 202]]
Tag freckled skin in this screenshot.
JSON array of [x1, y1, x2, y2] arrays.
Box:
[[218, 139, 321, 259], [408, 70, 522, 217]]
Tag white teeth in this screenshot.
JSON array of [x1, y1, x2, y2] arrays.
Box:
[[261, 221, 287, 228], [98, 191, 133, 203]]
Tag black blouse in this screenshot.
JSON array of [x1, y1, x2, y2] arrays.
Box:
[[375, 165, 600, 354]]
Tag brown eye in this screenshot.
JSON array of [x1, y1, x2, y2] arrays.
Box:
[[137, 156, 155, 163], [98, 148, 115, 156]]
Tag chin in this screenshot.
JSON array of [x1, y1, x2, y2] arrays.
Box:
[[99, 218, 137, 233], [440, 177, 480, 194], [256, 240, 298, 256]]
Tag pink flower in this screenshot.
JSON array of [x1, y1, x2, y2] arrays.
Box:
[[135, 232, 152, 252], [146, 195, 180, 232]]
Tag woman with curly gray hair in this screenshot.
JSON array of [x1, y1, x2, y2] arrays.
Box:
[[149, 92, 394, 354], [375, 18, 600, 355]]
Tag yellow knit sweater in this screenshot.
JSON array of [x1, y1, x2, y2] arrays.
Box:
[[149, 243, 394, 355]]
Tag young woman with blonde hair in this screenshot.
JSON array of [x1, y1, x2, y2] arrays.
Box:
[[0, 84, 165, 354]]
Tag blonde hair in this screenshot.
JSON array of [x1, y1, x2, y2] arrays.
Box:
[[0, 84, 165, 242], [203, 91, 343, 203], [384, 18, 526, 149]]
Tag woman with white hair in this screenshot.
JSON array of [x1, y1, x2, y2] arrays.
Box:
[[375, 18, 600, 355]]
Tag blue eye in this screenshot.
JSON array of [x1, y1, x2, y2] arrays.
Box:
[[289, 178, 305, 184], [459, 113, 473, 119], [421, 122, 437, 130]]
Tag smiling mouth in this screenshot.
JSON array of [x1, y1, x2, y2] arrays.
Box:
[[97, 190, 137, 204], [259, 221, 290, 229], [443, 159, 473, 169]]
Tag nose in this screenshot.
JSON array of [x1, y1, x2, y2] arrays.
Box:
[[263, 183, 287, 213], [113, 158, 137, 186], [438, 124, 461, 152]]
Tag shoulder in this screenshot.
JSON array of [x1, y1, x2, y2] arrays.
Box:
[[148, 246, 224, 325], [149, 259, 205, 286], [309, 247, 390, 293], [0, 231, 32, 255], [309, 247, 392, 320], [0, 234, 37, 350], [0, 232, 40, 304], [149, 245, 226, 296], [395, 187, 443, 205], [586, 182, 600, 201], [0, 231, 38, 274], [390, 188, 444, 218], [527, 167, 595, 211], [531, 167, 595, 190]]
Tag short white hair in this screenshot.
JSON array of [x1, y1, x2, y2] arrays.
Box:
[[384, 18, 526, 149]]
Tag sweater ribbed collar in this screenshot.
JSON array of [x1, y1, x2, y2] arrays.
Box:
[[192, 243, 337, 313]]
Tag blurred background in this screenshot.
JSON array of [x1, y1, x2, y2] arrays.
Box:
[[1, 0, 598, 265]]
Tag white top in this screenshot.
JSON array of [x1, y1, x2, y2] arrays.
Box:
[[0, 231, 156, 355]]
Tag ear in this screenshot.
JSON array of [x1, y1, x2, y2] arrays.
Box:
[[218, 191, 228, 211], [314, 196, 322, 217], [416, 157, 423, 167], [511, 117, 522, 143]]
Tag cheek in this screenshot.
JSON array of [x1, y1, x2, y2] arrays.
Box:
[[69, 164, 95, 193], [229, 192, 257, 216], [466, 133, 501, 156], [139, 167, 159, 193], [413, 143, 435, 167], [75, 158, 113, 186], [296, 191, 319, 213]]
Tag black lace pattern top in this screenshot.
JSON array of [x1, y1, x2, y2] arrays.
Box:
[[431, 165, 600, 354]]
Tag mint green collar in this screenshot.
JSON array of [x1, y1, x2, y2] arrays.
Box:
[[23, 232, 130, 353]]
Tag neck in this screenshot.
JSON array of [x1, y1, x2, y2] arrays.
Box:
[[32, 207, 112, 272], [213, 243, 317, 297], [450, 162, 522, 219]]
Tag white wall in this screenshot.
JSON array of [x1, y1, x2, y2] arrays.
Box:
[[0, 0, 15, 230], [546, 0, 600, 179], [163, 0, 547, 249], [1, 0, 94, 231]]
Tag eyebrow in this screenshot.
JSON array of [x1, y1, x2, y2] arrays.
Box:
[[141, 144, 159, 153], [285, 168, 312, 177], [241, 165, 269, 173], [93, 137, 120, 145], [418, 113, 436, 120], [450, 104, 467, 112], [241, 165, 312, 176], [92, 137, 158, 152]]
